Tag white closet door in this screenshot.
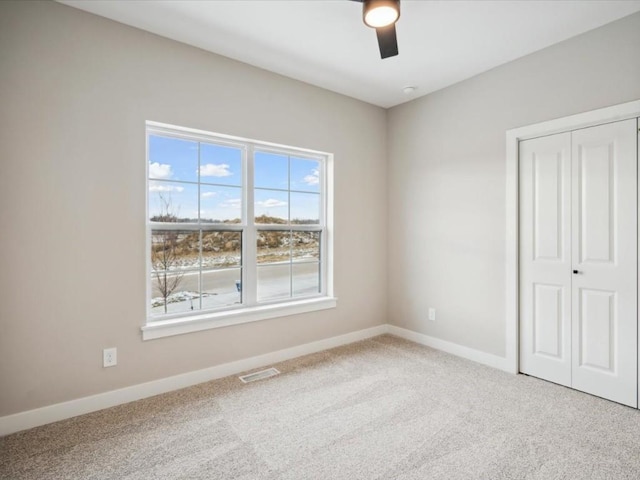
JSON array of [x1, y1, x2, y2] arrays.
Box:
[[571, 119, 637, 407], [519, 132, 572, 386]]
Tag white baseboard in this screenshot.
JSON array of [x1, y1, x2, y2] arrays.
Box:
[[0, 324, 514, 436], [0, 324, 388, 437], [387, 325, 512, 372]]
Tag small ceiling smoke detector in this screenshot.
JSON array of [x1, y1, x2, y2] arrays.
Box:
[[402, 86, 416, 94]]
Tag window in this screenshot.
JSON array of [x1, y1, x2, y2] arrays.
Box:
[[144, 122, 334, 339]]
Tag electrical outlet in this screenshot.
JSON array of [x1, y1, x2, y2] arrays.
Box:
[[103, 347, 117, 368], [428, 308, 436, 321]]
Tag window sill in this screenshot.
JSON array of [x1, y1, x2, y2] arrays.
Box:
[[141, 297, 338, 341]]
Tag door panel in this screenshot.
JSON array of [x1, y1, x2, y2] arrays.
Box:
[[534, 154, 564, 260], [578, 288, 615, 372], [571, 119, 637, 407], [533, 283, 564, 358], [578, 142, 614, 264], [520, 133, 572, 387]]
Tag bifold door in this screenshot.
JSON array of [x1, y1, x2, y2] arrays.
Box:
[[519, 119, 638, 407]]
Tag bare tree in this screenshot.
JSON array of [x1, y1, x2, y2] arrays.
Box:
[[151, 193, 185, 313]]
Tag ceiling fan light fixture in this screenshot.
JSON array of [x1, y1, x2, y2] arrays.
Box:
[[363, 0, 400, 28]]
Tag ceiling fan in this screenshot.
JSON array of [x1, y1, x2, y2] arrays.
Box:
[[352, 0, 400, 59]]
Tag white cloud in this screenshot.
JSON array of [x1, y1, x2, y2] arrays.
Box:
[[149, 182, 184, 193], [257, 199, 288, 208], [303, 168, 319, 185], [149, 162, 172, 179], [200, 163, 232, 177], [201, 191, 217, 198], [220, 198, 242, 209]]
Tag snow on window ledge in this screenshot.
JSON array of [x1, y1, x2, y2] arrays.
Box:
[[141, 297, 338, 341]]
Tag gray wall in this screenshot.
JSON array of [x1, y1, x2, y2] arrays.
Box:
[[2, 0, 639, 419], [0, 1, 388, 416], [387, 12, 640, 357]]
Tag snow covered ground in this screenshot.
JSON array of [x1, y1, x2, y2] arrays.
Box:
[[150, 262, 319, 316]]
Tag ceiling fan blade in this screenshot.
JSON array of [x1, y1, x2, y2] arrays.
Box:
[[375, 24, 398, 59]]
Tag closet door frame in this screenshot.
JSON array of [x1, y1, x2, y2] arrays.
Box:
[[505, 100, 640, 387]]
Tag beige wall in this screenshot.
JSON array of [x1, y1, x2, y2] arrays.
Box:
[[387, 12, 640, 357], [0, 1, 388, 416], [2, 0, 639, 420]]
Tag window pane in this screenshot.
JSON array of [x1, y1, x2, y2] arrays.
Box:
[[254, 151, 288, 190], [199, 143, 242, 187], [150, 273, 199, 316], [291, 157, 320, 193], [258, 264, 291, 302], [200, 185, 242, 223], [202, 231, 241, 268], [201, 268, 242, 309], [149, 183, 198, 222], [149, 135, 198, 183], [290, 192, 320, 224], [148, 125, 328, 320], [292, 231, 320, 262], [255, 189, 288, 224], [293, 263, 320, 297], [151, 230, 199, 272], [257, 230, 291, 265]]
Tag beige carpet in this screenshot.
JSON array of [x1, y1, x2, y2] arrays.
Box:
[[2, 335, 640, 479]]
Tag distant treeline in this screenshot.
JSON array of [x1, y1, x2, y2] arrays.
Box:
[[150, 214, 317, 225], [151, 215, 319, 256]]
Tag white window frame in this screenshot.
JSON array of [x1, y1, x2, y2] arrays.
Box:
[[142, 121, 336, 340]]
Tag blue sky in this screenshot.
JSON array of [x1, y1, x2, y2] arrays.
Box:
[[148, 135, 320, 222]]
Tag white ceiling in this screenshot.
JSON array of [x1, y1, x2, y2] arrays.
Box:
[[59, 0, 640, 108]]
